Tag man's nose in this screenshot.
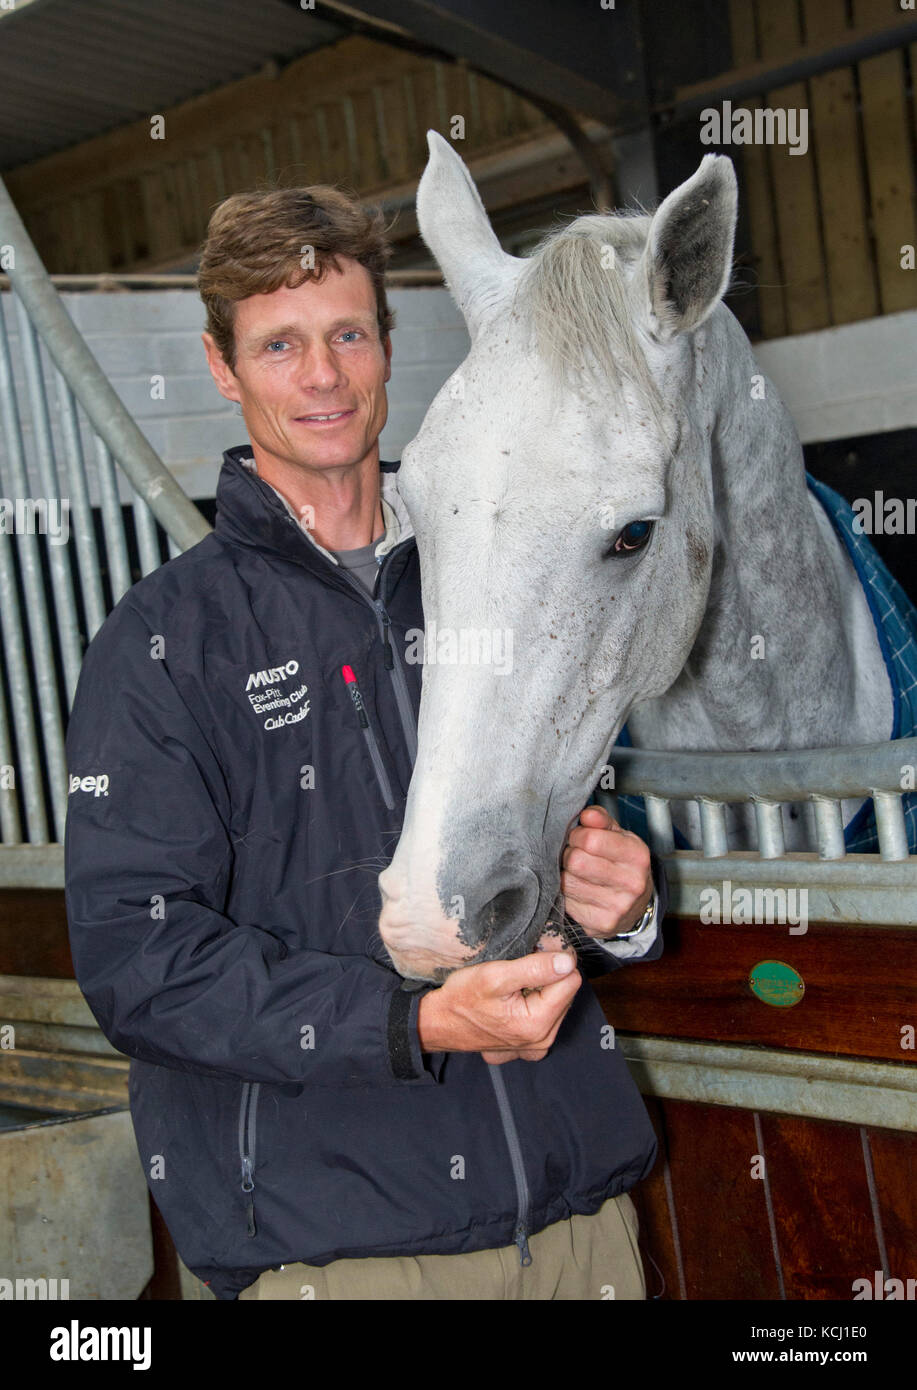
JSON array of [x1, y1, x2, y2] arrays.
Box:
[[299, 341, 346, 392]]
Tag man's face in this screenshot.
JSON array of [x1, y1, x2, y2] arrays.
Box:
[[203, 256, 392, 477]]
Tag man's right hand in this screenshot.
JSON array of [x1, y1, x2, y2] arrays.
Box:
[[416, 947, 582, 1064]]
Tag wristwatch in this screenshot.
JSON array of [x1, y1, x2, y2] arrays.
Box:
[[613, 887, 658, 940]]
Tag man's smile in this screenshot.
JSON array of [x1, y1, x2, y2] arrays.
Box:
[[293, 408, 357, 426]]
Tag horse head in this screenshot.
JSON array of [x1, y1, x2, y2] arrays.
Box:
[[378, 132, 738, 981]]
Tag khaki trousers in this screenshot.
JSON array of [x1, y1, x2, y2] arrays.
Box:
[[237, 1192, 645, 1300]]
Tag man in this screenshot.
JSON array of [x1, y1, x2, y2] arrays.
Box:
[[64, 185, 666, 1301]]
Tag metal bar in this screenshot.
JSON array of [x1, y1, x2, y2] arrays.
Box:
[[0, 305, 48, 843], [0, 303, 64, 842], [754, 800, 785, 859], [131, 490, 162, 579], [94, 439, 132, 605], [645, 793, 675, 856], [11, 293, 83, 704], [873, 791, 910, 863], [620, 1035, 917, 1132], [664, 852, 917, 927], [611, 739, 917, 803], [53, 371, 106, 643], [699, 799, 729, 858], [594, 786, 620, 825], [0, 177, 211, 553], [0, 667, 22, 844], [0, 844, 64, 887], [813, 797, 847, 860]]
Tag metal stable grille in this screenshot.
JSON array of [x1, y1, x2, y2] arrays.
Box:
[[0, 174, 211, 863], [602, 738, 917, 926]]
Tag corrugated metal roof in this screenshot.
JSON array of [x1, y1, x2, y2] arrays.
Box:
[[0, 0, 348, 172]]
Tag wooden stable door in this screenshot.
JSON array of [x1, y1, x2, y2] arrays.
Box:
[[598, 915, 917, 1300]]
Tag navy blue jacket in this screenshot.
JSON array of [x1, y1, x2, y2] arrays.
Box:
[[64, 446, 665, 1300]]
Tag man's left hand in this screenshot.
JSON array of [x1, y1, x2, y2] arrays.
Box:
[[558, 805, 654, 940]]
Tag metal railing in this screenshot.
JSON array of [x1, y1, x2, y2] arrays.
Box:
[[0, 174, 211, 873], [600, 737, 917, 926]]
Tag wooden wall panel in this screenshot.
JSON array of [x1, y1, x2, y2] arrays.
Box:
[[727, 0, 915, 336], [804, 0, 879, 323], [869, 1128, 917, 1285], [630, 1099, 917, 1300], [854, 0, 917, 315], [759, 1114, 882, 1299], [629, 1096, 685, 1300], [596, 918, 914, 1061], [728, 0, 788, 337], [0, 890, 73, 978], [657, 1098, 783, 1299], [5, 35, 552, 273], [759, 0, 830, 333]]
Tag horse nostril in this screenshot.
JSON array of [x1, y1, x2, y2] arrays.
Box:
[[481, 884, 530, 936]]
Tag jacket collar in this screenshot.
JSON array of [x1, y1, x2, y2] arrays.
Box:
[[213, 443, 416, 584]]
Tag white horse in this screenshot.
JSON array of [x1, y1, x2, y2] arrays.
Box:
[[377, 131, 893, 983]]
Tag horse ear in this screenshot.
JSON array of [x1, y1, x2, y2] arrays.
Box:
[[416, 130, 519, 336], [642, 154, 737, 341]]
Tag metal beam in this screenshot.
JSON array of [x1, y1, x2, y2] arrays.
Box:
[[658, 14, 917, 124], [621, 1035, 917, 1133], [0, 177, 211, 553], [315, 0, 648, 128]]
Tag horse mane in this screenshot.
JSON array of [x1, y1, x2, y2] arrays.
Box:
[[514, 210, 667, 431]]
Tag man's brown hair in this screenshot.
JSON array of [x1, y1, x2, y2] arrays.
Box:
[[197, 186, 395, 371]]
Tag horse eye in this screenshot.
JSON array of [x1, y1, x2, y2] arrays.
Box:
[[605, 519, 654, 558]]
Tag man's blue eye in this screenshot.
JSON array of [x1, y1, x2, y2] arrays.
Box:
[[266, 341, 288, 352], [339, 330, 361, 343]]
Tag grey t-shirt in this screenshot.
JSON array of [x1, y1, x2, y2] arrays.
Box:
[[332, 541, 381, 596]]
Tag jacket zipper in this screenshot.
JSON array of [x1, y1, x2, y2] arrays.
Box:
[[373, 597, 419, 764], [342, 665, 396, 811], [336, 557, 419, 765], [486, 1064, 533, 1266], [292, 539, 534, 1266], [238, 1080, 261, 1237]]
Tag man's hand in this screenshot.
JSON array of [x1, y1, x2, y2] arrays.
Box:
[[558, 804, 654, 941], [416, 947, 581, 1063]]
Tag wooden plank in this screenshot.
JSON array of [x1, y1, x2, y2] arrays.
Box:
[[728, 0, 788, 337], [626, 1096, 685, 1300], [868, 1128, 917, 1286], [804, 0, 879, 323], [759, 1113, 881, 1299], [854, 0, 917, 314], [139, 168, 177, 266], [594, 919, 915, 1061], [0, 890, 72, 978], [759, 0, 831, 332], [662, 1099, 781, 1298]]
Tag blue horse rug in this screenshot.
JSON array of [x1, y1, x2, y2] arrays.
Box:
[[608, 473, 917, 855]]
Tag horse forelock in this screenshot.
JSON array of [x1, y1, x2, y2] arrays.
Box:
[[513, 211, 668, 437]]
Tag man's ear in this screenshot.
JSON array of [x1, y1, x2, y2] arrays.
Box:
[[383, 332, 392, 384], [202, 332, 241, 404]]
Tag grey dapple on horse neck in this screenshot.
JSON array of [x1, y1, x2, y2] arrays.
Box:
[[377, 131, 891, 983]]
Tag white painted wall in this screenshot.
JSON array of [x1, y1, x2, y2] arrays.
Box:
[[0, 289, 912, 507], [0, 287, 469, 503]]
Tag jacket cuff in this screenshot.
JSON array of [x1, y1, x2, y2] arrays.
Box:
[[386, 980, 446, 1082]]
